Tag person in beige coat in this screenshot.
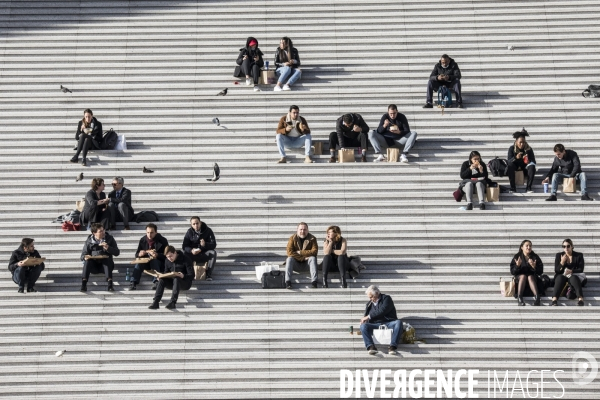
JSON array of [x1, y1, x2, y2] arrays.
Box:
[[285, 222, 318, 288], [276, 105, 313, 164]]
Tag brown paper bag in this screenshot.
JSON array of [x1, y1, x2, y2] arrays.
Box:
[[486, 186, 499, 202], [311, 142, 323, 156], [500, 277, 515, 297], [259, 70, 276, 85], [338, 149, 355, 163], [387, 148, 399, 162], [562, 177, 576, 193], [194, 262, 207, 281], [76, 199, 85, 212], [515, 170, 525, 186]]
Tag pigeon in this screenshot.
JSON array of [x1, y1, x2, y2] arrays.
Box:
[[206, 163, 220, 182], [217, 88, 228, 96], [55, 350, 66, 357], [60, 85, 72, 93], [143, 166, 154, 173], [212, 118, 220, 126], [508, 45, 515, 51], [76, 172, 84, 182]]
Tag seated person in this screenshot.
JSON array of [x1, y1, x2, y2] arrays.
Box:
[[322, 225, 349, 289], [275, 105, 312, 164], [182, 216, 217, 281], [80, 223, 120, 292], [285, 222, 318, 289], [148, 246, 194, 310], [8, 238, 45, 293], [107, 177, 134, 230], [274, 36, 301, 92], [510, 240, 543, 306], [329, 113, 370, 163], [359, 285, 403, 355], [459, 151, 491, 210], [507, 129, 536, 193], [70, 108, 102, 166], [552, 239, 585, 306], [543, 144, 593, 201], [129, 223, 169, 291], [235, 37, 264, 91], [423, 54, 462, 108], [81, 178, 111, 230], [368, 104, 418, 163]]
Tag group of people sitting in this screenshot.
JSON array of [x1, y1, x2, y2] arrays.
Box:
[[81, 177, 134, 231]]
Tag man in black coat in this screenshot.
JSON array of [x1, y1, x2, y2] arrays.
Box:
[[182, 216, 217, 280], [328, 113, 370, 163], [423, 54, 463, 108], [80, 223, 120, 292], [129, 223, 169, 291], [235, 36, 264, 87], [542, 144, 593, 201], [8, 238, 45, 293], [107, 177, 134, 230], [368, 104, 418, 163], [359, 285, 403, 355], [148, 246, 194, 310]]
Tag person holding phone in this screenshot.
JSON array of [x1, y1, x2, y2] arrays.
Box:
[[423, 54, 463, 108], [459, 151, 492, 210], [234, 37, 264, 90], [80, 223, 120, 292], [510, 240, 543, 306], [551, 239, 585, 306], [507, 128, 537, 193], [322, 226, 349, 288], [275, 105, 312, 164], [81, 178, 111, 230]]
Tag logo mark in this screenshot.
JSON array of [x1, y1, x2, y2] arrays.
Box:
[[572, 351, 598, 385]]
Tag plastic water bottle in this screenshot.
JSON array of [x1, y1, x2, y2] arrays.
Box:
[[265, 61, 269, 70], [444, 95, 449, 107], [125, 268, 130, 281], [544, 183, 549, 193]]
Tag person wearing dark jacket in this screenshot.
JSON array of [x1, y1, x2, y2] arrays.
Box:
[[107, 177, 134, 230], [182, 216, 217, 280], [70, 109, 102, 166], [552, 239, 585, 306], [368, 104, 418, 163], [274, 37, 301, 92], [423, 54, 462, 108], [235, 37, 264, 89], [129, 223, 169, 291], [542, 144, 592, 201], [322, 226, 349, 289], [148, 247, 194, 310], [80, 223, 120, 292], [459, 151, 491, 210], [328, 113, 370, 163], [359, 285, 402, 355], [81, 178, 111, 230], [510, 240, 543, 306], [507, 129, 537, 193], [8, 238, 45, 293]]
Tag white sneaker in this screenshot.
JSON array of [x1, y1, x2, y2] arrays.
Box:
[[400, 154, 408, 163], [374, 154, 387, 162], [245, 78, 252, 86], [253, 86, 261, 92], [282, 84, 291, 91], [274, 85, 283, 92]]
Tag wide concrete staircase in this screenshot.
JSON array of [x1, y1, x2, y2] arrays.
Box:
[[1, 0, 600, 398]]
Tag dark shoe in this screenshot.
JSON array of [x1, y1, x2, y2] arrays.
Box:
[[581, 193, 593, 201], [546, 194, 557, 201], [322, 277, 329, 288], [422, 103, 433, 109], [328, 157, 336, 163], [107, 281, 114, 292], [311, 281, 318, 288], [551, 299, 557, 306], [360, 155, 367, 162], [456, 103, 463, 108], [81, 158, 87, 166], [286, 281, 292, 289], [388, 346, 398, 355], [341, 276, 347, 289], [479, 203, 486, 210], [127, 283, 136, 291], [18, 287, 24, 293], [148, 301, 159, 310], [533, 295, 540, 306], [578, 300, 584, 306], [151, 282, 157, 290], [110, 224, 117, 231], [466, 203, 473, 210], [70, 157, 78, 163], [27, 287, 37, 293], [367, 345, 378, 355], [166, 301, 176, 310], [80, 281, 87, 292], [124, 226, 131, 231], [518, 297, 525, 306]]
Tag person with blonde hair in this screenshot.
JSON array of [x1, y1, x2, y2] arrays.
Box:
[[322, 225, 349, 288]]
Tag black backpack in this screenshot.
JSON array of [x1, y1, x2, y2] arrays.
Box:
[[134, 211, 159, 223], [487, 157, 508, 177], [101, 129, 118, 150], [582, 85, 600, 98]]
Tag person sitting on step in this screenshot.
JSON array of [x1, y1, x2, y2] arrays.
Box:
[[507, 128, 537, 193], [322, 225, 349, 289], [285, 222, 318, 289], [423, 54, 463, 108], [542, 144, 593, 201], [129, 223, 169, 291], [368, 104, 418, 163], [235, 37, 264, 92], [80, 223, 120, 292], [182, 216, 217, 281], [107, 177, 134, 231], [329, 113, 370, 163], [8, 238, 45, 293], [274, 37, 301, 92], [510, 240, 543, 306], [359, 285, 403, 356], [276, 105, 313, 164], [552, 239, 585, 306], [80, 178, 111, 230], [148, 246, 194, 310], [459, 151, 491, 210], [70, 108, 103, 166]]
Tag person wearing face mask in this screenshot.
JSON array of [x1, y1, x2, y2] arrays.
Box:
[[459, 151, 492, 210], [368, 104, 418, 163], [423, 54, 463, 108], [507, 128, 537, 193], [329, 113, 370, 162], [129, 223, 170, 291], [80, 223, 120, 292], [70, 109, 103, 166], [8, 238, 46, 293], [148, 246, 194, 310], [182, 216, 217, 281], [234, 37, 264, 91], [81, 178, 111, 230], [275, 105, 313, 164], [285, 222, 318, 289], [552, 239, 585, 306], [273, 36, 301, 92], [322, 226, 349, 289], [542, 144, 593, 201], [510, 240, 544, 306]]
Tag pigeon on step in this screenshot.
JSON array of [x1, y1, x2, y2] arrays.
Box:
[[76, 173, 84, 182], [60, 85, 72, 93], [212, 118, 220, 126], [143, 167, 154, 173], [507, 45, 515, 51], [207, 163, 220, 182], [217, 88, 228, 96]]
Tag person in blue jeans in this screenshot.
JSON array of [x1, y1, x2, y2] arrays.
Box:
[[275, 105, 313, 164], [8, 238, 45, 293], [273, 37, 301, 92], [542, 144, 593, 201], [359, 285, 402, 355]]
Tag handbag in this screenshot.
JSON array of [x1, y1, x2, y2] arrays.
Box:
[[61, 221, 81, 232], [194, 262, 207, 281], [500, 277, 515, 297], [261, 270, 285, 289], [255, 263, 278, 281], [453, 188, 463, 202], [372, 325, 393, 345], [76, 199, 85, 212]]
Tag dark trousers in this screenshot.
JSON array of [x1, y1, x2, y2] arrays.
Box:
[[553, 274, 583, 298], [12, 265, 44, 289], [507, 163, 536, 190], [74, 134, 100, 160], [107, 202, 132, 228], [187, 250, 217, 278], [85, 208, 111, 231], [328, 131, 369, 153], [82, 259, 114, 281], [153, 277, 192, 303], [241, 59, 261, 84], [322, 254, 349, 278], [427, 79, 462, 104], [132, 259, 164, 284]]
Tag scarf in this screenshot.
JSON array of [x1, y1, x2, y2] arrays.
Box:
[[285, 113, 302, 137], [513, 141, 531, 155]]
